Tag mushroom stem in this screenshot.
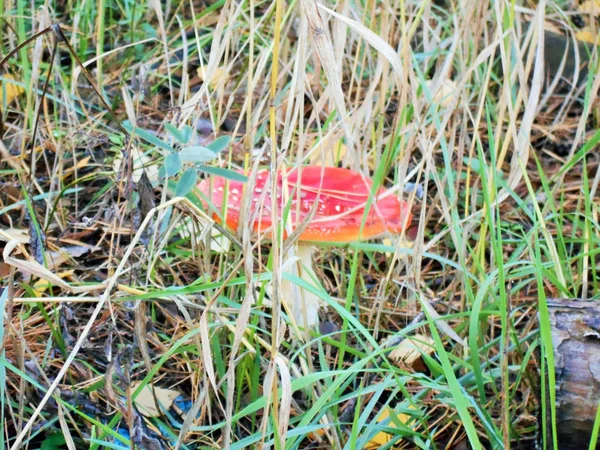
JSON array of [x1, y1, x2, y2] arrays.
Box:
[[282, 242, 322, 329]]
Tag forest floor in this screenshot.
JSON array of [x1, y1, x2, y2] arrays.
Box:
[[0, 1, 599, 449]]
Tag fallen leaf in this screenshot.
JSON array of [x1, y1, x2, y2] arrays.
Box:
[[197, 66, 228, 90], [389, 334, 435, 367], [1, 230, 98, 271], [0, 228, 30, 244], [62, 156, 91, 179], [382, 236, 414, 258], [0, 262, 10, 278], [578, 0, 600, 15], [575, 27, 600, 45], [365, 406, 415, 449], [3, 240, 67, 288], [33, 270, 76, 297], [46, 245, 99, 271], [131, 382, 181, 418], [0, 75, 25, 104]]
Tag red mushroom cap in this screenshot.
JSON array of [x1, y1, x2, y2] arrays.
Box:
[[197, 166, 412, 243]]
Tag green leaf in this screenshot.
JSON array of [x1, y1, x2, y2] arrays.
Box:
[[164, 123, 186, 144], [181, 125, 193, 144], [164, 123, 194, 144], [109, 134, 123, 146], [198, 165, 247, 182], [206, 135, 231, 153], [164, 153, 182, 177], [41, 432, 66, 450], [176, 168, 198, 197], [123, 120, 174, 153], [179, 146, 218, 164]]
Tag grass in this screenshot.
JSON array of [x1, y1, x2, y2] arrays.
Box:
[[0, 0, 599, 448]]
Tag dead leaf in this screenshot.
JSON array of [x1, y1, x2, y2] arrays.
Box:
[[33, 270, 76, 296], [576, 28, 600, 45], [2, 239, 104, 293], [197, 66, 228, 89], [0, 229, 30, 244], [578, 0, 600, 15], [62, 156, 91, 179], [0, 262, 10, 278], [131, 381, 181, 418], [365, 406, 415, 449], [0, 75, 25, 104], [136, 171, 156, 219], [389, 334, 435, 366], [46, 245, 99, 271], [382, 236, 414, 258]]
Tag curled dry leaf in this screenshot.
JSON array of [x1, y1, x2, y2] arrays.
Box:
[[1, 228, 99, 272], [389, 334, 435, 367], [2, 239, 104, 293], [131, 381, 181, 418]]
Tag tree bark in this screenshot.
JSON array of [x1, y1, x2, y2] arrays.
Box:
[[548, 299, 600, 450]]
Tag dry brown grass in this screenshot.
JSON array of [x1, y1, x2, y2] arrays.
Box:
[[0, 0, 599, 448]]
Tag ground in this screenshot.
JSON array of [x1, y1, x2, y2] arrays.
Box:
[[0, 0, 599, 449]]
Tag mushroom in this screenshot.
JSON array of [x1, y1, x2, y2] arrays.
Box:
[[197, 166, 412, 328]]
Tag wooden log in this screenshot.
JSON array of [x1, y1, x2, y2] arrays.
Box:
[[548, 299, 600, 450]]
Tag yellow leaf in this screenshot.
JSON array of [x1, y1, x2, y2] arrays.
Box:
[[131, 382, 181, 418], [197, 66, 228, 89], [62, 156, 91, 180], [578, 0, 600, 15], [576, 28, 600, 45], [0, 75, 25, 104], [389, 334, 435, 367], [33, 270, 76, 296], [382, 236, 414, 258], [365, 406, 415, 449]]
